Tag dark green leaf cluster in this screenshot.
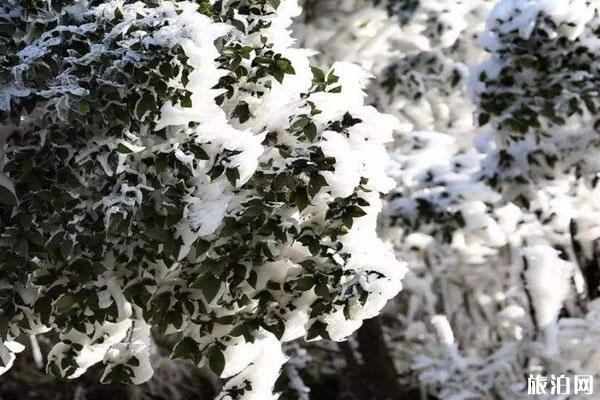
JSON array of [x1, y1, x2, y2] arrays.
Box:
[[373, 0, 420, 25], [381, 52, 465, 102], [475, 8, 600, 191]]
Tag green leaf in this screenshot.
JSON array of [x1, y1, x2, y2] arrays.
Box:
[[192, 274, 221, 303], [114, 7, 123, 20], [294, 276, 315, 291], [272, 69, 285, 84], [220, 217, 238, 237], [276, 58, 295, 75], [455, 211, 466, 228], [0, 345, 8, 368], [209, 164, 225, 181], [206, 346, 226, 376], [60, 238, 73, 261], [478, 113, 490, 126], [54, 295, 75, 314], [229, 323, 248, 337], [311, 66, 325, 83], [180, 93, 192, 108], [15, 238, 28, 258], [234, 102, 251, 123], [91, 262, 107, 274], [263, 320, 285, 340], [102, 364, 133, 384], [248, 270, 258, 288], [293, 187, 310, 212], [308, 174, 327, 197], [188, 144, 210, 160], [116, 143, 133, 154], [48, 362, 62, 378], [136, 93, 156, 118], [315, 282, 330, 299], [34, 297, 52, 325], [78, 100, 90, 115], [291, 116, 309, 131], [195, 239, 211, 255], [0, 312, 8, 341], [172, 337, 202, 364], [303, 122, 317, 141], [168, 310, 183, 330], [276, 58, 290, 71], [159, 62, 173, 78], [349, 206, 367, 217], [181, 70, 190, 87], [231, 18, 246, 33], [306, 320, 330, 340], [342, 214, 353, 229], [0, 173, 17, 207], [225, 167, 240, 186]]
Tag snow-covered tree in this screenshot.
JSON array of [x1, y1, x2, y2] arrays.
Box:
[[468, 0, 600, 393], [387, 0, 600, 397], [296, 0, 493, 137], [295, 1, 600, 399], [0, 1, 406, 398]]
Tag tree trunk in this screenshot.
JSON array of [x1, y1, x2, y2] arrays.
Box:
[[355, 316, 404, 400]]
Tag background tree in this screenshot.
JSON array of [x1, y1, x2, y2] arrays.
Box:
[[292, 0, 600, 399]]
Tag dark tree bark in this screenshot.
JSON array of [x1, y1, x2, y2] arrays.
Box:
[[338, 341, 373, 400], [571, 219, 600, 300], [355, 316, 405, 400]]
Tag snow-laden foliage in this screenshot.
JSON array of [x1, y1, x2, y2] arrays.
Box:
[[391, 0, 600, 398], [0, 0, 406, 397], [468, 1, 600, 390], [297, 0, 493, 136], [473, 0, 600, 193], [295, 1, 600, 399]]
